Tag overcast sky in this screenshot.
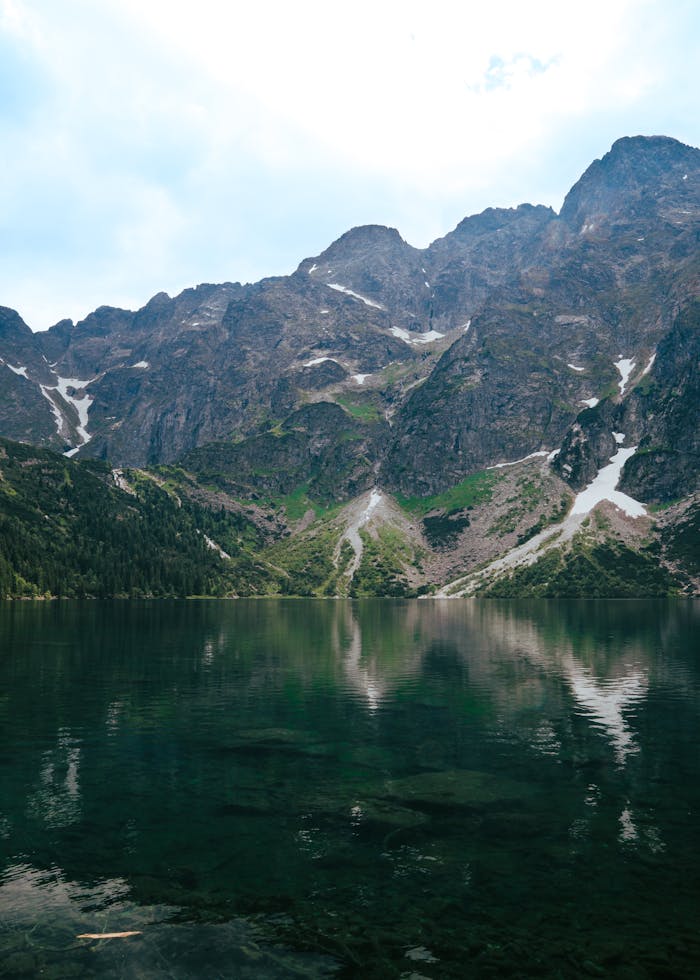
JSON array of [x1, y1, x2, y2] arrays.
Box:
[[1, 0, 699, 330]]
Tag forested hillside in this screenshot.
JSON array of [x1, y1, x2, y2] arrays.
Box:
[[0, 439, 274, 598]]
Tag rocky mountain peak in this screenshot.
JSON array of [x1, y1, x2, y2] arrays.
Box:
[[297, 224, 414, 275], [0, 306, 33, 342], [143, 291, 172, 311], [0, 134, 697, 509], [444, 203, 555, 242], [560, 134, 699, 230], [321, 223, 406, 252], [293, 223, 428, 330]]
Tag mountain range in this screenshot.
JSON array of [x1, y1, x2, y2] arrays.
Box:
[[1, 134, 698, 598]]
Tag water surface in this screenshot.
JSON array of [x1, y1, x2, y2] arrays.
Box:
[[1, 599, 698, 977]]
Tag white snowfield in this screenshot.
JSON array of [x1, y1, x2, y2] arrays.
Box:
[[326, 283, 384, 309], [6, 363, 29, 378], [132, 361, 149, 369], [614, 356, 635, 396], [38, 375, 97, 458], [641, 353, 656, 377], [390, 326, 445, 345], [487, 451, 550, 470], [570, 445, 646, 518], [567, 363, 585, 372], [40, 386, 65, 436], [4, 362, 97, 453], [439, 436, 646, 596], [303, 356, 335, 367], [352, 374, 370, 385], [581, 397, 599, 408], [56, 377, 95, 457]]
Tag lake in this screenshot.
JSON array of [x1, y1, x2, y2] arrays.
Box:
[[0, 598, 698, 978]]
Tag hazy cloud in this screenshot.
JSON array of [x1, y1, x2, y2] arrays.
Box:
[[1, 0, 698, 328]]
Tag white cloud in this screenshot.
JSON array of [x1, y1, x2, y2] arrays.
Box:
[[0, 0, 698, 328], [110, 0, 646, 185]]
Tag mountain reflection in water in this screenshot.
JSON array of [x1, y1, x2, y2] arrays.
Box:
[[0, 598, 698, 978]]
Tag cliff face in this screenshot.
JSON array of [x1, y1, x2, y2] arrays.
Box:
[[0, 136, 698, 512]]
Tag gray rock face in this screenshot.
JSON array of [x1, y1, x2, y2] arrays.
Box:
[[552, 400, 621, 491], [559, 135, 699, 231], [0, 307, 65, 448], [184, 401, 385, 502], [551, 300, 699, 503], [619, 302, 700, 502], [0, 135, 698, 507]]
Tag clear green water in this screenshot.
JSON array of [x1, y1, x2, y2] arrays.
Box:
[[0, 599, 698, 978]]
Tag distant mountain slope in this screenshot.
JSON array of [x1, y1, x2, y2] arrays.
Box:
[[1, 435, 695, 599], [0, 135, 698, 597], [1, 135, 697, 487], [0, 438, 276, 598]]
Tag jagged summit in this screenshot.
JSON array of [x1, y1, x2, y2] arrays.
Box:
[[0, 133, 697, 498], [606, 133, 698, 164], [440, 203, 555, 242], [323, 223, 406, 250], [0, 306, 33, 340], [560, 134, 700, 229], [297, 224, 414, 273]]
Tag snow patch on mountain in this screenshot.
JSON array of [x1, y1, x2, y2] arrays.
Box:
[[327, 283, 384, 309], [6, 364, 29, 378], [40, 386, 65, 436], [615, 357, 635, 396], [44, 375, 98, 458], [440, 439, 646, 596], [390, 326, 444, 345], [488, 451, 550, 469], [571, 445, 646, 518], [303, 356, 334, 367], [641, 353, 656, 376]]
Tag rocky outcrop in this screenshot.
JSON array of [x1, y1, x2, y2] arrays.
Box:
[[551, 400, 621, 491], [184, 401, 386, 503], [618, 302, 700, 502]]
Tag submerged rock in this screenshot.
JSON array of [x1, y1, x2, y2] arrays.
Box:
[[382, 769, 532, 809]]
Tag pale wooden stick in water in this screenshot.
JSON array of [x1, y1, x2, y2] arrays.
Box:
[[77, 931, 142, 939]]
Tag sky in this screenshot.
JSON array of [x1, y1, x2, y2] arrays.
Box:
[[1, 0, 699, 330]]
